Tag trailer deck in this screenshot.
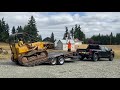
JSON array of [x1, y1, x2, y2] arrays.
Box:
[[46, 50, 79, 64], [48, 51, 74, 58]]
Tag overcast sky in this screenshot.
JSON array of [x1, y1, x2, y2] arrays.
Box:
[[0, 12, 120, 40]]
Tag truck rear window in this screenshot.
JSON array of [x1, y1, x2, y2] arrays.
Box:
[[87, 45, 100, 49]]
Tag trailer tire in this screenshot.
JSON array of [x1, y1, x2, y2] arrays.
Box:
[[49, 58, 57, 65], [57, 56, 65, 65], [80, 56, 85, 60]]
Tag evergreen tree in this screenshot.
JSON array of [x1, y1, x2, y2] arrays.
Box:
[[0, 18, 6, 41], [110, 32, 114, 45], [4, 23, 9, 42], [116, 33, 120, 44], [23, 25, 28, 33], [90, 32, 118, 45], [36, 34, 42, 41], [16, 26, 19, 33], [70, 27, 74, 39], [74, 24, 78, 39], [74, 24, 85, 41], [39, 35, 42, 41], [43, 37, 51, 42], [0, 18, 9, 42], [50, 32, 56, 43], [63, 26, 69, 39], [17, 26, 23, 33], [24, 16, 38, 40], [63, 24, 85, 41], [12, 26, 16, 34]]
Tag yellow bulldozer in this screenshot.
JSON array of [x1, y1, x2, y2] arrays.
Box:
[[9, 32, 48, 66]]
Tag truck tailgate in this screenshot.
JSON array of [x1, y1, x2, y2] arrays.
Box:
[[77, 49, 87, 52]]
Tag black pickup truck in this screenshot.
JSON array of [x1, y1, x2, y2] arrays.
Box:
[[76, 44, 114, 61]]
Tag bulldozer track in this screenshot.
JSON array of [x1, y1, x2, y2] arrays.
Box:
[[18, 50, 49, 67], [18, 55, 48, 67]]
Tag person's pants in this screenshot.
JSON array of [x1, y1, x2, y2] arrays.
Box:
[[68, 49, 71, 52]]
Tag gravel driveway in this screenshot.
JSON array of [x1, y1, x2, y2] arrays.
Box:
[[0, 59, 120, 78]]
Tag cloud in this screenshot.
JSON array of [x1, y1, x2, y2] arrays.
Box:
[[0, 12, 120, 40]]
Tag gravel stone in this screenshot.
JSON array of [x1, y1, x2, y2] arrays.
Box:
[[0, 59, 120, 78]]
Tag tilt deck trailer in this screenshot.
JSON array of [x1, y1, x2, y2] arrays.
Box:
[[45, 51, 80, 65]]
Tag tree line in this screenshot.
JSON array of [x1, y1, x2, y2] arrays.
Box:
[[63, 24, 85, 42], [89, 32, 120, 45], [63, 24, 120, 45], [0, 16, 55, 43], [11, 16, 55, 43], [11, 16, 42, 42]]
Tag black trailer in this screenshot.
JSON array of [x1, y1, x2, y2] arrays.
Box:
[[45, 51, 79, 65]]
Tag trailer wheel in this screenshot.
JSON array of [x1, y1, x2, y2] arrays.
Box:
[[49, 58, 57, 65], [57, 56, 65, 65], [80, 56, 85, 60]]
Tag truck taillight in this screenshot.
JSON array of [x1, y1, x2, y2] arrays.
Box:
[[89, 50, 92, 54]]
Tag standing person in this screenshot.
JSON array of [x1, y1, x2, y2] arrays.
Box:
[[68, 41, 71, 52], [18, 38, 24, 47]]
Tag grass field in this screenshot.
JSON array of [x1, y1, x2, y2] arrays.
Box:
[[105, 45, 120, 59], [0, 43, 120, 59], [0, 43, 11, 59], [0, 42, 10, 50]]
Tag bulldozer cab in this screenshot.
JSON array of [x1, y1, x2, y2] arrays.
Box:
[[9, 32, 36, 43]]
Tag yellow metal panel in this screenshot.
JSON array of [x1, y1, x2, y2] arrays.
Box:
[[15, 43, 29, 54], [32, 42, 44, 49]]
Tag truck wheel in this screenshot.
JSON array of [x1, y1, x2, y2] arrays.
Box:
[[57, 56, 65, 65], [109, 54, 113, 61], [98, 57, 100, 60], [93, 54, 98, 62], [50, 58, 57, 65]]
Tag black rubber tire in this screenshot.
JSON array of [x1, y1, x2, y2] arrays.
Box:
[[93, 54, 98, 62], [109, 54, 113, 61], [49, 58, 57, 65], [57, 56, 65, 65], [98, 57, 100, 60], [80, 56, 85, 60]]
